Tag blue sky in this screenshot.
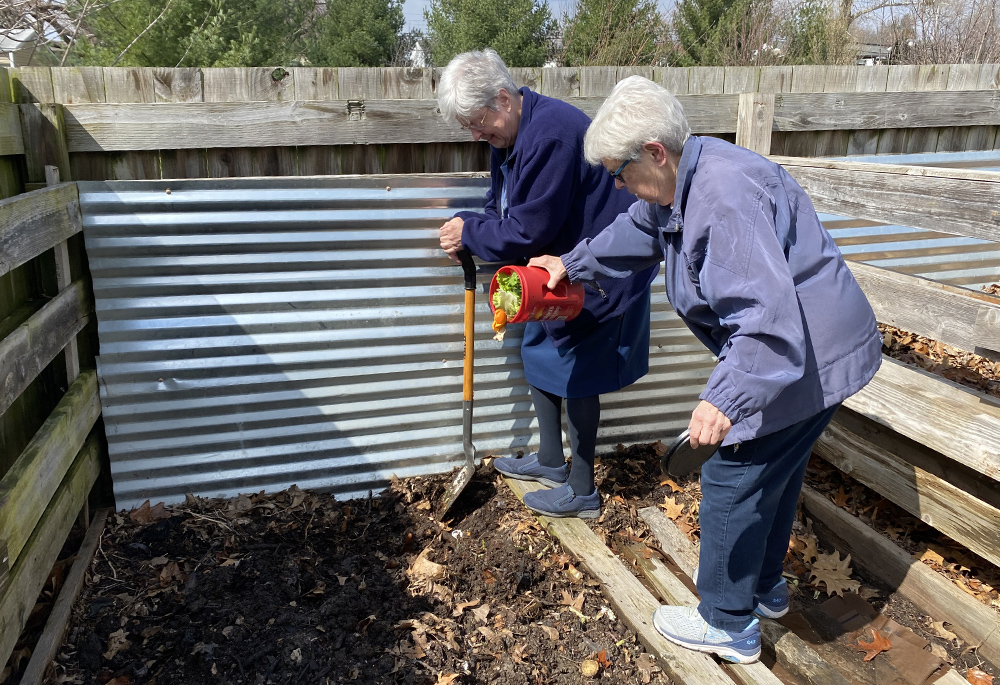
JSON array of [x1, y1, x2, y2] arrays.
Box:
[[402, 0, 675, 32]]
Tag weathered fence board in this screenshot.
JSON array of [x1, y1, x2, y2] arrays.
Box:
[[0, 183, 81, 277], [844, 357, 1000, 481], [51, 67, 106, 104], [0, 280, 91, 418], [0, 104, 22, 156], [848, 261, 1000, 354], [776, 157, 1000, 243], [0, 371, 100, 573], [0, 436, 99, 669], [814, 418, 1000, 568]]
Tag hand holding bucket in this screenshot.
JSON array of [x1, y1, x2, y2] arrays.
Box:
[[489, 264, 585, 323]]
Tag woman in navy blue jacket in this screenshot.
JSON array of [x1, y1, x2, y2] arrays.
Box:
[[437, 50, 658, 519], [530, 76, 881, 663]]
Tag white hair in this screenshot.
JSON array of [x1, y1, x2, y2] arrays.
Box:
[[437, 49, 518, 123], [584, 76, 691, 165]]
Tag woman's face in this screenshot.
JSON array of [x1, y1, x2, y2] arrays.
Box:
[[459, 90, 520, 149], [602, 143, 680, 206]]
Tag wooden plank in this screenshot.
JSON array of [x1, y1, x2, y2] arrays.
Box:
[[508, 67, 540, 91], [775, 156, 1000, 243], [152, 67, 203, 102], [847, 260, 1000, 354], [62, 96, 741, 151], [10, 68, 54, 103], [110, 151, 161, 180], [19, 103, 71, 183], [504, 478, 737, 685], [382, 67, 431, 99], [814, 417, 1000, 568], [51, 67, 106, 104], [45, 166, 79, 385], [657, 67, 690, 95], [207, 148, 253, 177], [0, 103, 23, 156], [160, 149, 208, 179], [636, 508, 851, 685], [0, 370, 99, 571], [801, 485, 1000, 668], [903, 65, 949, 153], [539, 67, 580, 98], [842, 356, 1000, 482], [616, 66, 654, 81], [723, 67, 759, 94], [0, 183, 80, 277], [202, 68, 249, 102], [19, 508, 109, 685], [580, 66, 618, 97], [0, 436, 100, 670], [0, 68, 10, 103], [616, 544, 783, 685], [292, 67, 338, 100], [0, 280, 90, 418], [247, 67, 293, 102], [736, 93, 774, 155], [878, 66, 921, 153], [791, 65, 828, 93], [102, 67, 156, 103], [847, 66, 888, 155], [689, 67, 725, 94], [757, 67, 793, 94], [338, 67, 382, 99], [251, 147, 297, 176]]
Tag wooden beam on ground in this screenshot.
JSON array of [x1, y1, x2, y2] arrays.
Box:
[[843, 356, 1000, 482], [848, 261, 1000, 355], [0, 103, 23, 156], [0, 438, 100, 669], [0, 182, 81, 278], [503, 478, 737, 685], [638, 507, 853, 685], [736, 93, 775, 155], [19, 507, 109, 685], [815, 415, 1000, 569], [615, 543, 786, 685], [800, 485, 1000, 668], [0, 371, 100, 575], [774, 156, 1000, 243], [0, 280, 91, 418]]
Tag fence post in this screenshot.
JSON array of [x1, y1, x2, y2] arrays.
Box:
[[735, 92, 775, 155]]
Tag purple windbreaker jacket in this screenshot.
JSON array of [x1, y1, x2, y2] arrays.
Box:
[[562, 135, 882, 445]]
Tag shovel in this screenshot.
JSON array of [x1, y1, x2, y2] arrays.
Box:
[[438, 250, 478, 518]]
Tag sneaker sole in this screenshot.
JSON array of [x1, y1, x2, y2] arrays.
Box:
[[653, 627, 761, 664], [753, 604, 788, 619], [493, 468, 567, 489], [523, 504, 601, 519]]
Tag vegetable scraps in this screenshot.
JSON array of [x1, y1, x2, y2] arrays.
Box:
[[492, 270, 521, 341]]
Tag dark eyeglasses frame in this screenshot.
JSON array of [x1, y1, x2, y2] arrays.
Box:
[[462, 109, 490, 132], [610, 158, 631, 181]]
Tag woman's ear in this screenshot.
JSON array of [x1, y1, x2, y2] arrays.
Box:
[[496, 89, 511, 111], [642, 141, 669, 166]]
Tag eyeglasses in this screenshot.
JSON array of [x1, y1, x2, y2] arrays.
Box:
[[461, 109, 489, 132], [609, 159, 631, 182]]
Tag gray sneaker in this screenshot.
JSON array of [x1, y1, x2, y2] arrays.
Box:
[[493, 453, 568, 488], [522, 483, 601, 519]]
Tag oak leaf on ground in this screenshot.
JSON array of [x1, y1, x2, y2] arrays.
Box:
[[659, 496, 685, 520], [809, 551, 861, 596], [967, 668, 995, 685], [855, 629, 892, 662]]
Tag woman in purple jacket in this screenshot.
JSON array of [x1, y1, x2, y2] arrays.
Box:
[[530, 76, 882, 663], [436, 50, 658, 519]]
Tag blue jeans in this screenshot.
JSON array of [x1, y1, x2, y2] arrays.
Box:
[[696, 404, 840, 631]]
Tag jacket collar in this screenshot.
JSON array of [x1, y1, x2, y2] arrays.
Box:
[[504, 87, 534, 161], [665, 135, 702, 232]]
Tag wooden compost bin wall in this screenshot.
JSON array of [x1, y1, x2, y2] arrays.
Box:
[[5, 64, 1000, 184]]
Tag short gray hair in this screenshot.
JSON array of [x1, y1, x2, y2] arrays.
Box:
[[437, 49, 518, 123], [584, 76, 691, 165]]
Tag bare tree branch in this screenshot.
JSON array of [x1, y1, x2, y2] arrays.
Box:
[[109, 0, 176, 66]]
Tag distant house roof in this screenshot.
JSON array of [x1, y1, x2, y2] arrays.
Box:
[[0, 28, 37, 52], [856, 43, 893, 60]]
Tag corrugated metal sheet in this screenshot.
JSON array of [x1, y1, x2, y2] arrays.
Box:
[[827, 151, 1000, 290], [81, 152, 999, 508], [80, 176, 713, 509]]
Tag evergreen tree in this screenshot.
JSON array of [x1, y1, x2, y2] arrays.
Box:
[[561, 0, 666, 66], [425, 0, 555, 67], [305, 0, 404, 66], [671, 0, 744, 65]]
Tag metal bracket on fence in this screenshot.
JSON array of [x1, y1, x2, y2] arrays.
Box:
[[347, 100, 366, 122]]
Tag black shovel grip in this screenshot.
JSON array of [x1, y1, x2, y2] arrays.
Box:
[[458, 250, 476, 291]]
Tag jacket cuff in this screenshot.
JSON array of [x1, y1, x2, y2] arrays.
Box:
[[560, 242, 590, 283], [698, 387, 742, 424]]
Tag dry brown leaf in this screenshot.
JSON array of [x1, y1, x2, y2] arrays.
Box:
[[967, 668, 995, 685], [809, 551, 861, 596], [472, 603, 490, 623], [929, 643, 954, 663], [660, 496, 685, 520], [540, 625, 559, 640], [856, 629, 892, 662], [477, 626, 496, 641], [919, 548, 946, 567], [930, 620, 959, 642], [652, 440, 668, 457], [407, 548, 446, 583], [597, 648, 611, 668], [129, 500, 171, 524], [103, 629, 131, 660], [435, 674, 461, 685], [659, 478, 684, 493], [452, 598, 480, 617], [832, 486, 850, 508], [158, 561, 185, 587], [566, 564, 584, 583]]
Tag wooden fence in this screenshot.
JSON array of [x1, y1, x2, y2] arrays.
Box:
[[0, 65, 1000, 677]]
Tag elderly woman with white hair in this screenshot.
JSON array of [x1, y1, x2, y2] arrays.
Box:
[[436, 50, 658, 519], [529, 76, 882, 663]]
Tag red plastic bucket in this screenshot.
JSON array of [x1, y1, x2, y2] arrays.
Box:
[[488, 265, 585, 323]]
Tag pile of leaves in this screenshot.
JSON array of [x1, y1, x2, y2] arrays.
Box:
[[880, 324, 1000, 398], [47, 471, 669, 685]]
